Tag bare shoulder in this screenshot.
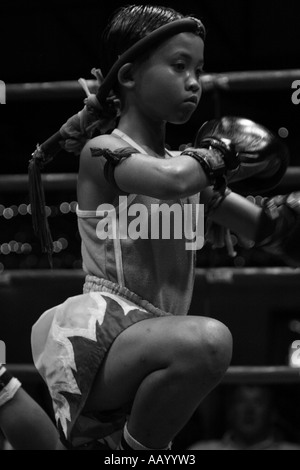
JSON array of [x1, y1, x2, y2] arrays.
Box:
[[78, 134, 121, 208]]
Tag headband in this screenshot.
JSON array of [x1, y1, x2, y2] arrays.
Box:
[[97, 17, 205, 105], [28, 17, 205, 264]]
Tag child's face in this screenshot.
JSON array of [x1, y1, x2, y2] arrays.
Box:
[[131, 32, 204, 125]]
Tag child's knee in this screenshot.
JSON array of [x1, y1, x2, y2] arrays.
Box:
[[175, 318, 232, 378], [201, 319, 232, 375]]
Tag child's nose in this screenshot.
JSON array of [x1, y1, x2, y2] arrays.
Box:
[[186, 74, 201, 93]]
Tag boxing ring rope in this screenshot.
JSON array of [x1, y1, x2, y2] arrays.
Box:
[[2, 69, 300, 387], [0, 173, 77, 192], [8, 364, 300, 385], [1, 167, 300, 193], [6, 69, 300, 100], [200, 69, 300, 92]]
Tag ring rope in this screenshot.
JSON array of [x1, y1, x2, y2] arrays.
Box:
[[7, 364, 300, 384], [5, 69, 300, 101], [1, 167, 300, 193]]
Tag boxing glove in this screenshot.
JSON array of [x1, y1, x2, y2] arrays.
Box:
[[181, 132, 240, 192], [194, 116, 289, 195], [255, 192, 300, 266]]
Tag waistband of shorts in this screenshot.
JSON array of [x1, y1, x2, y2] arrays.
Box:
[[83, 275, 169, 317]]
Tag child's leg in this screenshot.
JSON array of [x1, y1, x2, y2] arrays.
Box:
[[0, 365, 59, 450], [85, 315, 232, 449]]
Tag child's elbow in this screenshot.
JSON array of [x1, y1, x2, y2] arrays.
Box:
[[159, 164, 189, 199]]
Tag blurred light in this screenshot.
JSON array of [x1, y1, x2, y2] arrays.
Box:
[[289, 320, 300, 335], [246, 195, 256, 204], [234, 256, 246, 267], [9, 240, 18, 252], [53, 241, 62, 253], [45, 206, 52, 217], [1, 243, 11, 255], [18, 204, 28, 215], [0, 204, 4, 216], [58, 237, 68, 249], [21, 243, 32, 254], [56, 240, 63, 250], [278, 127, 289, 139], [0, 262, 4, 273], [15, 242, 22, 254], [70, 201, 78, 212], [60, 202, 70, 214], [254, 195, 264, 206], [11, 205, 18, 216], [3, 208, 14, 219]]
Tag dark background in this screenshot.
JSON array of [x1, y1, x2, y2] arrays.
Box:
[[0, 0, 299, 360], [1, 2, 300, 446], [1, 0, 300, 81]]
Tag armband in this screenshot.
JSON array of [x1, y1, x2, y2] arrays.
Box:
[[90, 146, 137, 190]]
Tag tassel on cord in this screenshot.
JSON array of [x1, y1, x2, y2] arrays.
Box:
[[28, 144, 54, 268]]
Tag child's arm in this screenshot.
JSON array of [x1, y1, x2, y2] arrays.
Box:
[[202, 186, 300, 267], [114, 151, 210, 199], [86, 116, 286, 201], [201, 187, 261, 241], [82, 134, 211, 200]]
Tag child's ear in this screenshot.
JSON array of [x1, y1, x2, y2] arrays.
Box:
[[118, 63, 135, 89]]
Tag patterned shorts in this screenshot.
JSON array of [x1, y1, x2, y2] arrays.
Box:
[[31, 276, 171, 449]]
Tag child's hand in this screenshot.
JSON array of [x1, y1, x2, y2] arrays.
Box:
[[256, 192, 300, 267], [180, 139, 240, 193], [194, 116, 289, 196]]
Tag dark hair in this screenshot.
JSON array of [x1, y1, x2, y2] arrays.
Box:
[[100, 4, 205, 77]]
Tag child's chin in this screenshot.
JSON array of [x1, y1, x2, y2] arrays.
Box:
[[171, 109, 197, 125], [170, 115, 193, 125]]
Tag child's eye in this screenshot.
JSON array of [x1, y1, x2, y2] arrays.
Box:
[[173, 62, 186, 72]]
